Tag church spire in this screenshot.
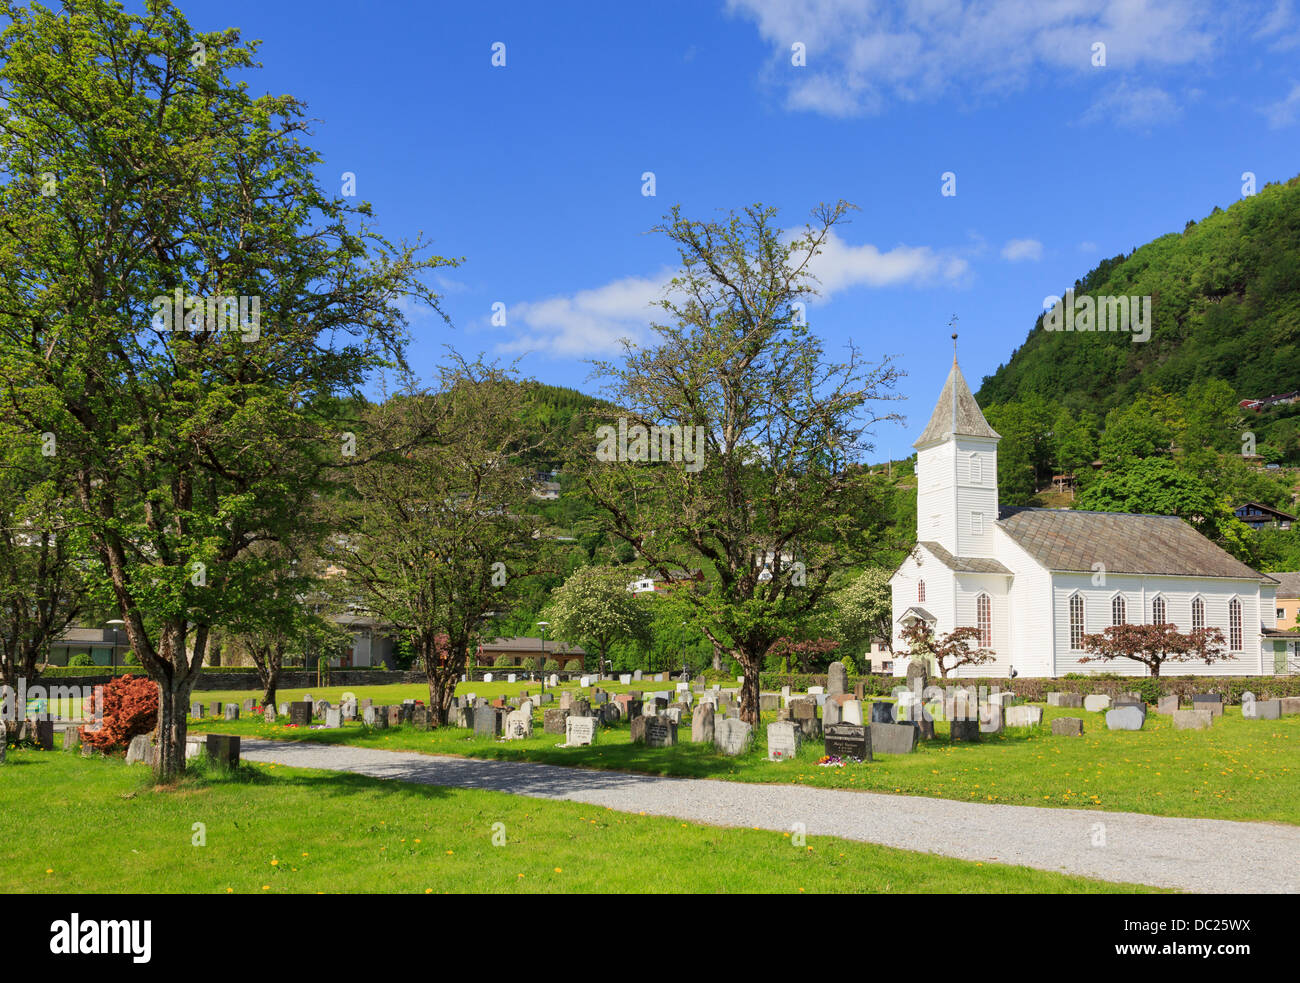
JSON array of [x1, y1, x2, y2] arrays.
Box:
[[913, 348, 1000, 449]]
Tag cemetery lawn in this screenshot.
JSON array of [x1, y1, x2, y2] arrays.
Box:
[[0, 749, 1162, 894], [192, 685, 1300, 826]]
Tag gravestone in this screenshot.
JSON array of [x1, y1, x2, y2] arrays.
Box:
[[1191, 694, 1224, 717], [278, 703, 289, 717], [1083, 695, 1111, 712], [759, 693, 780, 712], [387, 706, 401, 726], [62, 727, 81, 753], [1105, 706, 1144, 730], [691, 708, 715, 743], [579, 675, 591, 687], [905, 660, 928, 694], [1280, 697, 1300, 716], [1005, 705, 1043, 728], [600, 702, 620, 725], [564, 715, 596, 746], [289, 702, 312, 727], [315, 700, 332, 717], [209, 702, 223, 717], [620, 674, 632, 685], [1051, 717, 1084, 736], [1156, 695, 1179, 715], [842, 700, 864, 726], [243, 698, 255, 713], [714, 717, 753, 756], [978, 704, 1004, 735], [949, 719, 980, 742], [543, 708, 569, 734], [854, 680, 865, 702], [825, 721, 872, 760], [483, 673, 493, 683], [370, 708, 390, 730], [125, 735, 153, 766], [507, 674, 516, 684], [1058, 693, 1084, 708], [766, 721, 800, 761], [870, 701, 894, 724], [807, 686, 825, 696], [827, 661, 848, 697], [630, 714, 648, 743], [264, 706, 277, 724], [1173, 709, 1212, 730], [191, 703, 204, 719], [184, 736, 205, 760], [790, 697, 817, 721], [361, 698, 373, 710], [869, 721, 917, 755], [455, 706, 475, 729], [632, 670, 642, 681], [824, 699, 841, 726], [505, 709, 533, 740], [342, 701, 357, 721], [206, 734, 240, 769], [324, 707, 343, 729], [33, 718, 54, 751], [474, 707, 502, 739], [224, 705, 240, 722], [363, 705, 378, 726], [644, 717, 678, 748], [1243, 698, 1281, 720]]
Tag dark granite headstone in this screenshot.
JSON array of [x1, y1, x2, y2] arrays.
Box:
[[474, 707, 502, 738], [288, 702, 312, 727], [949, 719, 981, 742], [206, 733, 241, 768], [870, 701, 894, 724], [543, 707, 569, 734], [34, 718, 55, 751], [824, 722, 871, 761]]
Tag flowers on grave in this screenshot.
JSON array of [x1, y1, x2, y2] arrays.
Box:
[[817, 755, 845, 768]]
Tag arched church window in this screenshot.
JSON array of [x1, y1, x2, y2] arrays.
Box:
[[976, 593, 991, 648], [1152, 595, 1167, 625], [1229, 598, 1242, 651], [1112, 594, 1126, 626], [1069, 594, 1085, 649], [917, 580, 926, 603], [1191, 596, 1205, 631]]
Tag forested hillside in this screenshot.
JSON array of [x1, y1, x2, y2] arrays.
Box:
[[977, 174, 1300, 420]]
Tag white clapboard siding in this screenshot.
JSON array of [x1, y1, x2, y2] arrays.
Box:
[[1051, 573, 1269, 676], [995, 527, 1054, 676]]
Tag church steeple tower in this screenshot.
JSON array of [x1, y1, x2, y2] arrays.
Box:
[[913, 342, 1000, 557]]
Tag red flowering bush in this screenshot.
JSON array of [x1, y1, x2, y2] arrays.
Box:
[[80, 674, 159, 752]]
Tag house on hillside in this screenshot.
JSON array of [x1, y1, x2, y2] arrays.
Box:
[[1234, 501, 1296, 530], [890, 354, 1283, 678]]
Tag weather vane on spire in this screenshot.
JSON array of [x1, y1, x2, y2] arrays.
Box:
[[949, 314, 958, 361]]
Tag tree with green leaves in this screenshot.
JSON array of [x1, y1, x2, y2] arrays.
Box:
[[1075, 458, 1254, 559], [0, 1, 449, 777], [575, 201, 902, 727], [832, 566, 895, 659], [0, 427, 98, 707], [543, 565, 652, 674], [335, 359, 544, 725]]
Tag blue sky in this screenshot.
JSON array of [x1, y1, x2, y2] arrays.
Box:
[[180, 0, 1300, 460]]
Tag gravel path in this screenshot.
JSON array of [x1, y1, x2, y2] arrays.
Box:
[[240, 739, 1299, 893]]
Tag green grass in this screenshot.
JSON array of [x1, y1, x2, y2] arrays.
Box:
[[0, 749, 1162, 894], [185, 682, 1300, 825]]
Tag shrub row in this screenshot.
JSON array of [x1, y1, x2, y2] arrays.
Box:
[[756, 672, 1300, 705]]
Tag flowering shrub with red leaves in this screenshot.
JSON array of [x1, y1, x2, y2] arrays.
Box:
[[80, 674, 159, 752]]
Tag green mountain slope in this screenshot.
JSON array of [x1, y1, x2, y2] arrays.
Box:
[[977, 175, 1300, 414]]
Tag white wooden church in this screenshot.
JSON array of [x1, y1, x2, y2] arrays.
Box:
[[890, 355, 1286, 678]]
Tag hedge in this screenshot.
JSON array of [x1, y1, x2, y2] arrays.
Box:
[[756, 672, 1300, 705]]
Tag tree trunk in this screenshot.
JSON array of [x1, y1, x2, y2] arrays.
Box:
[[154, 677, 192, 781], [712, 643, 722, 672], [739, 654, 762, 728]]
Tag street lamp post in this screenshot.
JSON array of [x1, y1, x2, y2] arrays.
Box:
[[537, 621, 549, 694], [106, 619, 125, 670]]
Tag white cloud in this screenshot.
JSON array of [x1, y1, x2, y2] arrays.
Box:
[[727, 0, 1219, 117], [1081, 80, 1181, 127], [496, 231, 969, 357], [1079, 240, 1099, 252], [1257, 0, 1300, 50], [1263, 81, 1300, 128], [1001, 238, 1043, 262]]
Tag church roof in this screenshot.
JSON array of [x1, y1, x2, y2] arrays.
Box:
[[998, 508, 1273, 582], [918, 541, 1013, 575], [914, 358, 1000, 448], [1269, 572, 1300, 597]]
